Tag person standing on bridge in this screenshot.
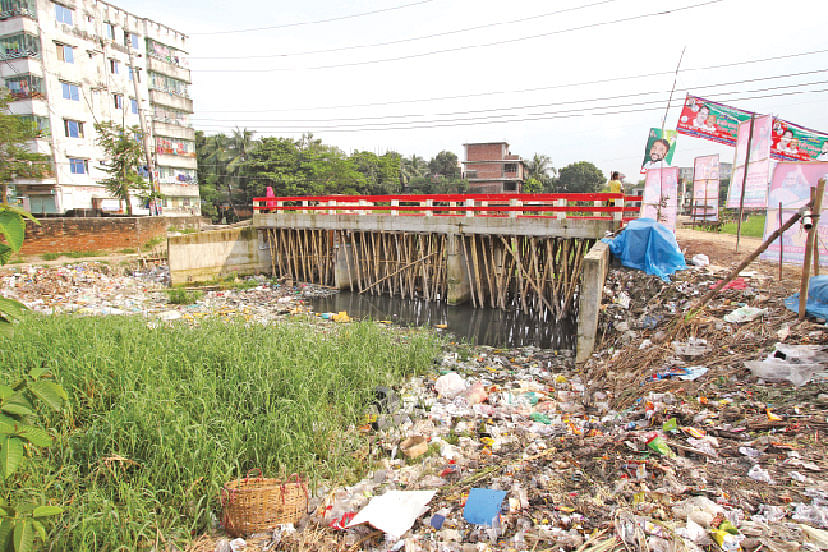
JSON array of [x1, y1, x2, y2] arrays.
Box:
[[607, 171, 623, 195]]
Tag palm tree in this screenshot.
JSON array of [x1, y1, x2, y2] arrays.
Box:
[[526, 153, 555, 184]]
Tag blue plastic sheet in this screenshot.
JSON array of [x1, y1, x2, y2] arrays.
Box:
[[785, 276, 828, 320], [463, 488, 506, 526], [602, 218, 687, 281]]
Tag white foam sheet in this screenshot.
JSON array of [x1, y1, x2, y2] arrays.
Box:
[[347, 490, 437, 540]]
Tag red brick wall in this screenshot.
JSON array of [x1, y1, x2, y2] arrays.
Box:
[[466, 143, 505, 162], [19, 216, 207, 255], [466, 162, 504, 179]]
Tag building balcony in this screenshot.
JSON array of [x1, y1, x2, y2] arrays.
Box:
[[155, 153, 197, 169], [149, 89, 193, 113], [147, 56, 191, 83], [160, 183, 199, 197], [153, 121, 194, 141]]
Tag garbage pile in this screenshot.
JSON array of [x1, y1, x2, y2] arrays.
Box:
[[0, 263, 330, 323]]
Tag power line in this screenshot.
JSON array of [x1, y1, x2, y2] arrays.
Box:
[[190, 0, 436, 35], [192, 80, 828, 130], [189, 0, 622, 59], [194, 48, 828, 113], [191, 69, 828, 124], [192, 0, 726, 72], [193, 85, 828, 133]]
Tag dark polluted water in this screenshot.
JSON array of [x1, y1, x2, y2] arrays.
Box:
[[308, 292, 577, 350]]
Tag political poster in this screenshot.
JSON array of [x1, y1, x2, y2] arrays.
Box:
[[676, 94, 753, 146], [727, 115, 772, 209], [641, 128, 677, 173], [771, 119, 828, 162], [692, 155, 719, 221], [642, 166, 679, 231], [760, 162, 828, 266]]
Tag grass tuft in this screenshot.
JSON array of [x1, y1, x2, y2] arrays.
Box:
[[0, 316, 441, 550]]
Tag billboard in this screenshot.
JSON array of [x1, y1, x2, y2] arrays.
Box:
[[641, 128, 678, 173], [642, 166, 680, 231], [676, 94, 753, 146], [760, 162, 828, 266], [771, 119, 828, 162], [692, 155, 719, 221], [727, 115, 772, 209]]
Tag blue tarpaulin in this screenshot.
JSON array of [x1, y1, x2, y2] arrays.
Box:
[[463, 488, 507, 526], [785, 276, 828, 320], [602, 218, 687, 281]]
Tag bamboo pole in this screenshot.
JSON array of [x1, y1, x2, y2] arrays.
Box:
[[799, 179, 825, 320], [736, 114, 755, 254], [499, 236, 556, 316], [778, 202, 783, 281]]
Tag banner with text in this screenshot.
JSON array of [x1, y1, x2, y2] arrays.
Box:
[[676, 94, 753, 146], [727, 115, 772, 209], [641, 128, 678, 173], [692, 154, 719, 221], [760, 162, 828, 266], [771, 119, 828, 162], [642, 166, 679, 231]]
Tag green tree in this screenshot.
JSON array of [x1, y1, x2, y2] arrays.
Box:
[[399, 154, 428, 190], [523, 177, 544, 194], [525, 153, 555, 191], [350, 150, 400, 194], [557, 161, 605, 194], [194, 131, 219, 220], [428, 150, 461, 179], [0, 91, 51, 204], [94, 122, 149, 216]]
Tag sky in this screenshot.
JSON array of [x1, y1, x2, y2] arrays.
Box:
[[118, 0, 828, 184]]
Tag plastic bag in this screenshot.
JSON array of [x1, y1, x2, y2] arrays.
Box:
[[435, 372, 466, 398], [602, 218, 687, 281]]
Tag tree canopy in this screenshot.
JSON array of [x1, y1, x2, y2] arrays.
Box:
[[195, 131, 469, 221], [0, 91, 51, 203], [556, 161, 605, 194]]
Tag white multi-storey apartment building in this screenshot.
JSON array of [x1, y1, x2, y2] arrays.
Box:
[[0, 0, 199, 216]]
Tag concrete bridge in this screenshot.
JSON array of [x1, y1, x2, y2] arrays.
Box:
[[169, 193, 641, 361]]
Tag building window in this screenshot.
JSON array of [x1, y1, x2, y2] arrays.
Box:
[[69, 158, 88, 174], [63, 119, 83, 138], [5, 74, 43, 99], [109, 58, 119, 74], [504, 164, 517, 173], [17, 115, 50, 137], [61, 81, 80, 101], [130, 98, 138, 114], [0, 32, 40, 59], [104, 22, 113, 40], [54, 3, 73, 25], [56, 43, 74, 63], [0, 0, 38, 21], [113, 94, 123, 110], [131, 33, 139, 50]]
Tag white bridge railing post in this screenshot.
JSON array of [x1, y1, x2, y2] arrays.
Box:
[[555, 198, 566, 221], [465, 198, 475, 217], [424, 198, 433, 217], [358, 200, 368, 216], [391, 198, 399, 217], [509, 198, 522, 218], [613, 196, 624, 224]]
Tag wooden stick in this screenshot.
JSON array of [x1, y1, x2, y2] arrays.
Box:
[[778, 202, 783, 282], [813, 185, 822, 277], [500, 236, 556, 316], [800, 179, 825, 319]]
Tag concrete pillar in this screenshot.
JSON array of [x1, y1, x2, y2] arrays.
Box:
[[576, 241, 609, 364], [334, 243, 355, 290], [446, 234, 471, 305]]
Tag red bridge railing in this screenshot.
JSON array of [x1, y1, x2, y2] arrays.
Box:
[[253, 193, 642, 222]]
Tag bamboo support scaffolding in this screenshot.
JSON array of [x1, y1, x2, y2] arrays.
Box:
[[263, 228, 590, 315]]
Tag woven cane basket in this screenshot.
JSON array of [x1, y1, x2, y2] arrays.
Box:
[[221, 471, 308, 537]]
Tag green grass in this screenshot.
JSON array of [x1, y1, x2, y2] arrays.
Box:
[[719, 214, 766, 238], [141, 236, 166, 251], [0, 316, 441, 550], [41, 250, 105, 261], [118, 248, 137, 254], [165, 288, 204, 304]]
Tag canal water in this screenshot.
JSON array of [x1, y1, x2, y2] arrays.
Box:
[[309, 292, 577, 350]]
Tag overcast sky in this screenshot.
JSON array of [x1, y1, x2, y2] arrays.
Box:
[[120, 0, 828, 183]]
